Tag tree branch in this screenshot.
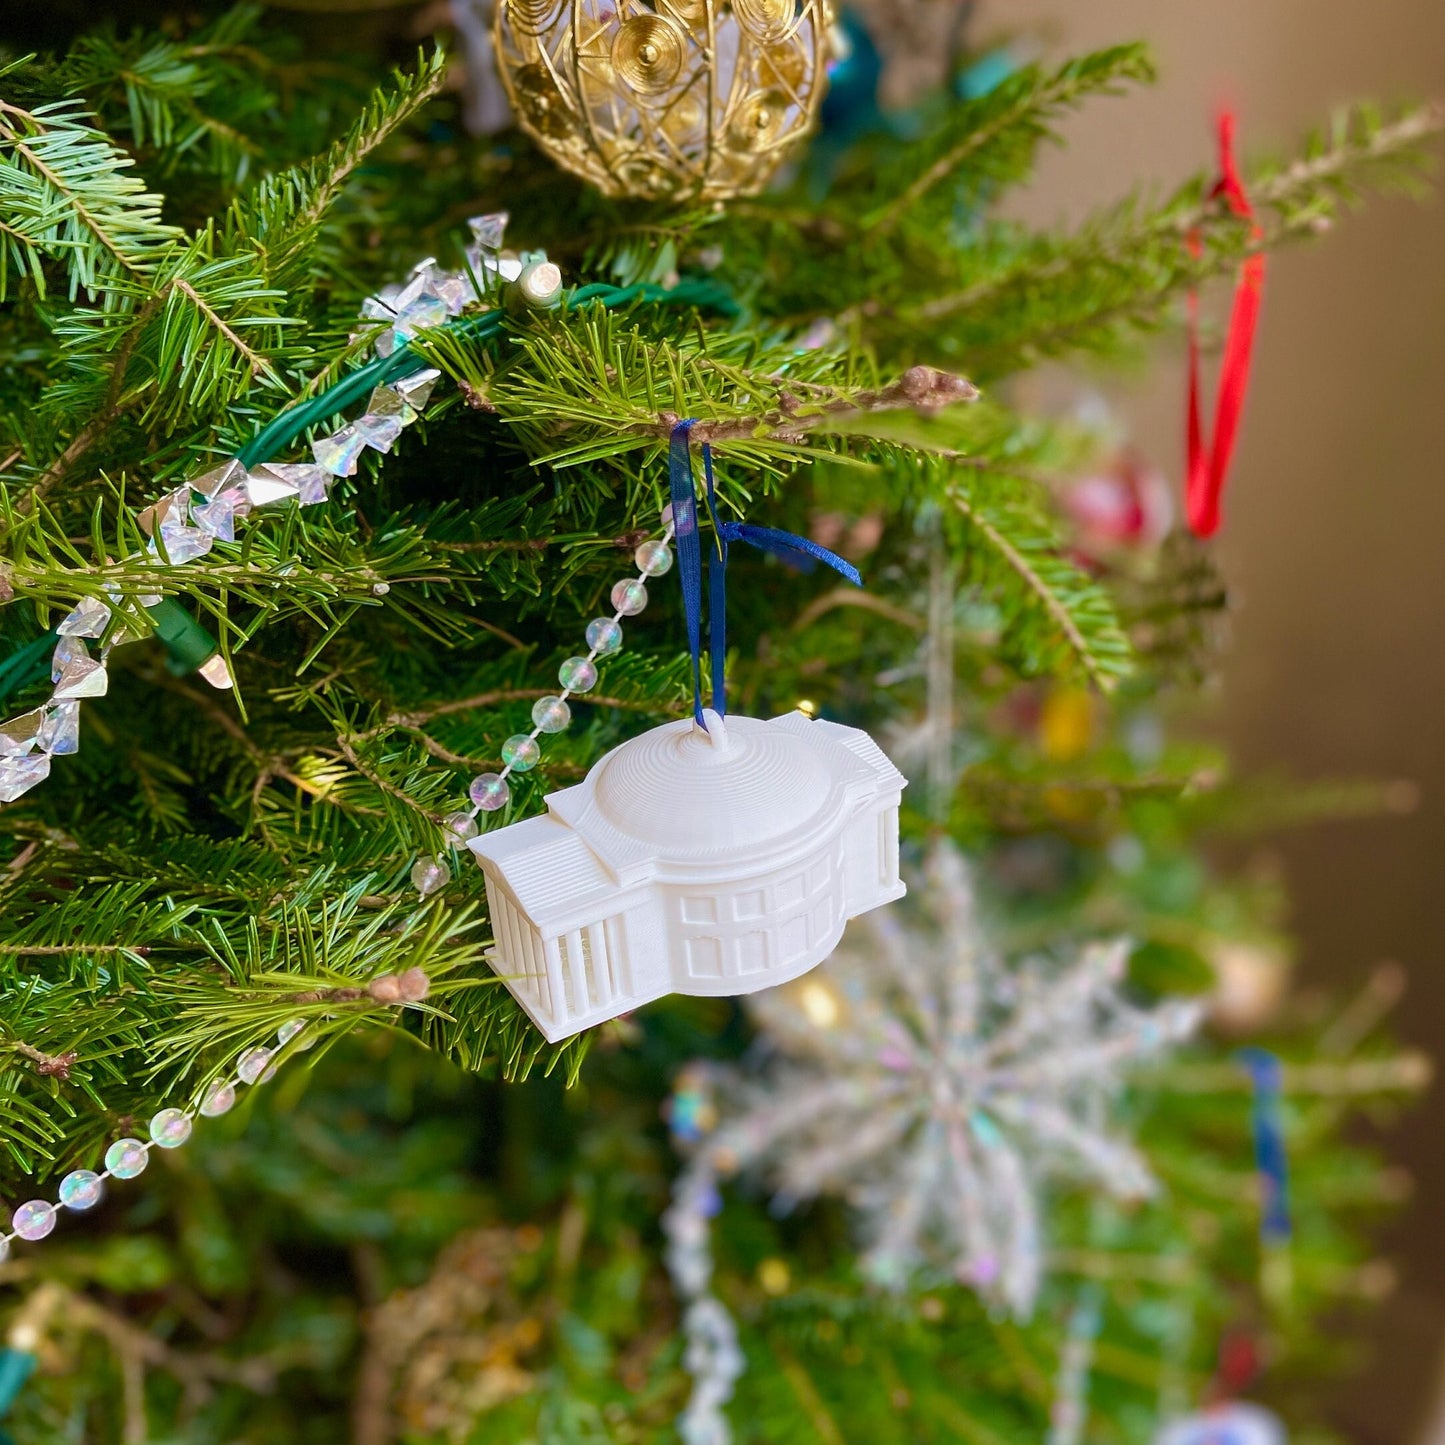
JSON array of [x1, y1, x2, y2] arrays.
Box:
[[951, 489, 1109, 692], [0, 100, 154, 277], [171, 276, 279, 382], [652, 365, 977, 444], [3, 1040, 81, 1078]]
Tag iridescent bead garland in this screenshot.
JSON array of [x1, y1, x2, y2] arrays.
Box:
[[1047, 1285, 1102, 1445], [0, 1016, 316, 1258], [662, 1141, 745, 1445], [0, 213, 534, 809], [409, 519, 677, 896], [1, 961, 433, 1256]]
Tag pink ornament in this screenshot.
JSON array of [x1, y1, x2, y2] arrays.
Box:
[[1059, 451, 1173, 559]]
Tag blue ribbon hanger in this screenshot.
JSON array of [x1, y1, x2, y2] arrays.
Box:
[[667, 421, 862, 726], [1239, 1047, 1291, 1243]]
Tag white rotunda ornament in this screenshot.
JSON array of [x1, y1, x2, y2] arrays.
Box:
[[468, 708, 905, 1040]]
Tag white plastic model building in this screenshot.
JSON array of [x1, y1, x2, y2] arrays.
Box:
[[467, 709, 906, 1040]]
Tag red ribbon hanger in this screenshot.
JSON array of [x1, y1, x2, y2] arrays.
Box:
[[1186, 111, 1265, 539]]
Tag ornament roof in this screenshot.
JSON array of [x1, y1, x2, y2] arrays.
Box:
[[470, 712, 907, 935], [592, 712, 831, 851], [548, 712, 901, 883]]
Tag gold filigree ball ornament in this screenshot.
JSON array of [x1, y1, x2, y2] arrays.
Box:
[[493, 0, 832, 201]]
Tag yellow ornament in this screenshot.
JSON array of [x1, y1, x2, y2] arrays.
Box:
[[493, 0, 831, 201], [756, 1257, 792, 1295], [1038, 685, 1096, 762]]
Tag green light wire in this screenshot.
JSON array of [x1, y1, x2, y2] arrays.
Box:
[[0, 278, 733, 706], [240, 279, 728, 467], [237, 309, 502, 470]]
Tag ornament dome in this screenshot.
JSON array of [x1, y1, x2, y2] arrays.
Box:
[[592, 711, 832, 855]]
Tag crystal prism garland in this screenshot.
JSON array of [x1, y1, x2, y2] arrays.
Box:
[[410, 260, 470, 315], [293, 467, 332, 507], [472, 250, 524, 285], [1, 236, 453, 808], [312, 425, 367, 477], [360, 286, 401, 321], [139, 484, 216, 562], [353, 213, 534, 357], [37, 702, 80, 755], [470, 212, 508, 251], [50, 637, 88, 682], [0, 709, 43, 757], [189, 468, 245, 508], [362, 265, 457, 356], [366, 383, 417, 423], [106, 578, 160, 612], [243, 467, 299, 507], [191, 487, 247, 541], [355, 214, 510, 352], [136, 488, 185, 536], [191, 459, 248, 499], [56, 594, 112, 639], [466, 213, 523, 285], [394, 369, 440, 411], [392, 294, 448, 340], [353, 413, 406, 453], [154, 502, 215, 564], [52, 657, 108, 701], [0, 752, 50, 802], [250, 462, 330, 506], [393, 268, 447, 318]]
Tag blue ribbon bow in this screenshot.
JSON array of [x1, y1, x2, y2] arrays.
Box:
[[668, 420, 861, 726]]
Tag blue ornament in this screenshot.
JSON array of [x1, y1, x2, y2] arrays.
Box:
[[820, 11, 884, 144]]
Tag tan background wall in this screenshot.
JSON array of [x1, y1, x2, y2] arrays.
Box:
[[970, 2, 1445, 1439]]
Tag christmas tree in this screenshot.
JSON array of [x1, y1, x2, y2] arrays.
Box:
[[0, 4, 1438, 1441]]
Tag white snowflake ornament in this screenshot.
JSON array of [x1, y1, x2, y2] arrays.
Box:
[[468, 709, 906, 1041], [695, 842, 1202, 1317]]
